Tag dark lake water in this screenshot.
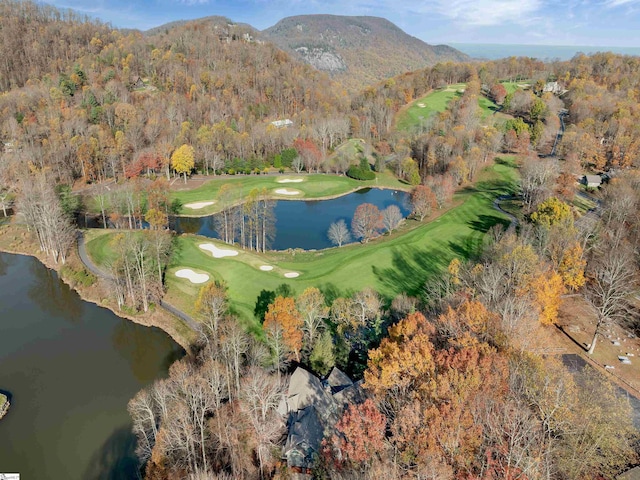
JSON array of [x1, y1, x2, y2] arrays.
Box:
[[0, 253, 184, 479], [175, 188, 411, 250]]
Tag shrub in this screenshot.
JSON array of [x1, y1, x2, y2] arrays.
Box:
[[346, 165, 375, 181], [61, 266, 96, 287]]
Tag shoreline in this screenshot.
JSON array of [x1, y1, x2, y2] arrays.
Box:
[[176, 184, 412, 218], [0, 224, 194, 353], [0, 394, 9, 421]]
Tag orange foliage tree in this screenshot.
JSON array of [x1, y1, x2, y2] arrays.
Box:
[[263, 296, 303, 362]]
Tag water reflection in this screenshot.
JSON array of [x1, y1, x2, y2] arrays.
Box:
[[175, 188, 411, 250], [112, 318, 185, 384], [27, 258, 83, 323], [83, 424, 140, 480], [0, 252, 183, 479]]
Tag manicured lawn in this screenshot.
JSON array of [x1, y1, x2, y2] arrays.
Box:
[[396, 81, 522, 131], [396, 84, 466, 131], [172, 171, 408, 216], [84, 229, 120, 267], [86, 161, 518, 333], [170, 161, 517, 329]]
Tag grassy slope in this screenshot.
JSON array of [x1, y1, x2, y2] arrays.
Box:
[[396, 84, 465, 131], [171, 171, 408, 217], [397, 81, 522, 131], [165, 160, 517, 330]]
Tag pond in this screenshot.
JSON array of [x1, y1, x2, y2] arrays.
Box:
[[0, 252, 184, 479], [175, 188, 411, 250]]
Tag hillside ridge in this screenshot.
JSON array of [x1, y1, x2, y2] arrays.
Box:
[[262, 14, 469, 91]]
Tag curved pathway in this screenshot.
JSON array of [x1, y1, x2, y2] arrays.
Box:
[[493, 195, 519, 230], [76, 231, 200, 334]]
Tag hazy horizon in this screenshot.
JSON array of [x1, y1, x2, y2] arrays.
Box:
[[42, 0, 640, 48]]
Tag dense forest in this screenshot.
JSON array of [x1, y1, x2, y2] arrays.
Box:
[[1, 1, 640, 479]]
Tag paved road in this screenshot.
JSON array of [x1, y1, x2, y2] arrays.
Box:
[[77, 232, 114, 280], [76, 231, 200, 334], [493, 195, 519, 230]]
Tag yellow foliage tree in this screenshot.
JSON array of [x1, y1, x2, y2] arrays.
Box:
[[558, 243, 586, 290], [532, 270, 565, 325], [530, 197, 573, 228], [171, 144, 195, 183]]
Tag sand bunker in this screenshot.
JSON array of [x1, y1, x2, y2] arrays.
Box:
[[274, 188, 301, 196], [259, 265, 274, 271], [284, 272, 300, 278], [199, 243, 239, 258], [277, 178, 304, 183], [175, 269, 210, 284], [184, 200, 216, 210]]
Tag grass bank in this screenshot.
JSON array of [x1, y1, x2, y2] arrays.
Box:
[[171, 171, 409, 217]]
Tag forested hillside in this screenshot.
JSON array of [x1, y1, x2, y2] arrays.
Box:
[[263, 14, 469, 91], [0, 1, 349, 186], [2, 1, 640, 479]]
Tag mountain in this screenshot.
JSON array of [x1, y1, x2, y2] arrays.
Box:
[[262, 15, 469, 91]]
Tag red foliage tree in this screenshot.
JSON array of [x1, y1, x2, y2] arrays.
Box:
[[410, 185, 437, 221], [351, 203, 382, 243], [490, 83, 508, 104], [293, 138, 323, 173], [324, 399, 387, 468]]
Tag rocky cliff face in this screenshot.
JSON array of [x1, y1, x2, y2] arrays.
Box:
[[263, 15, 469, 91], [294, 46, 347, 72]]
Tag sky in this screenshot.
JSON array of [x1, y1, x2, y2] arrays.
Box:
[[46, 0, 640, 47]]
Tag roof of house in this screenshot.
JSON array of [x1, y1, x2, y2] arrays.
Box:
[[333, 380, 366, 409], [281, 367, 335, 419], [281, 367, 366, 470], [584, 175, 602, 184], [326, 367, 353, 392], [271, 119, 293, 128], [618, 466, 640, 480], [284, 406, 325, 469]]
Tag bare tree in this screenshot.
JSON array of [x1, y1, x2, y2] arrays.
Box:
[[382, 205, 404, 233], [584, 243, 636, 355], [239, 368, 285, 477], [18, 172, 75, 264], [351, 203, 382, 243], [128, 388, 159, 465], [328, 219, 351, 247], [292, 155, 304, 174]]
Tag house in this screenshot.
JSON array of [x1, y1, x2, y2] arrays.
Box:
[[582, 175, 602, 188], [270, 119, 294, 129], [129, 76, 145, 90], [543, 81, 567, 95], [618, 466, 640, 480], [280, 367, 365, 472]]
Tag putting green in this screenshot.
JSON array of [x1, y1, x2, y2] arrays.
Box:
[[172, 171, 408, 216]]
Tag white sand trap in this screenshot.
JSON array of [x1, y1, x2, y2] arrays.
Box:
[[175, 268, 210, 284], [284, 272, 300, 278], [259, 265, 274, 271], [184, 200, 216, 210], [417, 103, 426, 108], [199, 243, 239, 258], [274, 188, 302, 196], [277, 178, 304, 183]]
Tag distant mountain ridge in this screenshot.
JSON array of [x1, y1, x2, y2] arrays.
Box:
[[262, 14, 469, 91]]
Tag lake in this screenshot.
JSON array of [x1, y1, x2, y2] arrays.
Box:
[[175, 188, 411, 250], [0, 252, 184, 479]]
